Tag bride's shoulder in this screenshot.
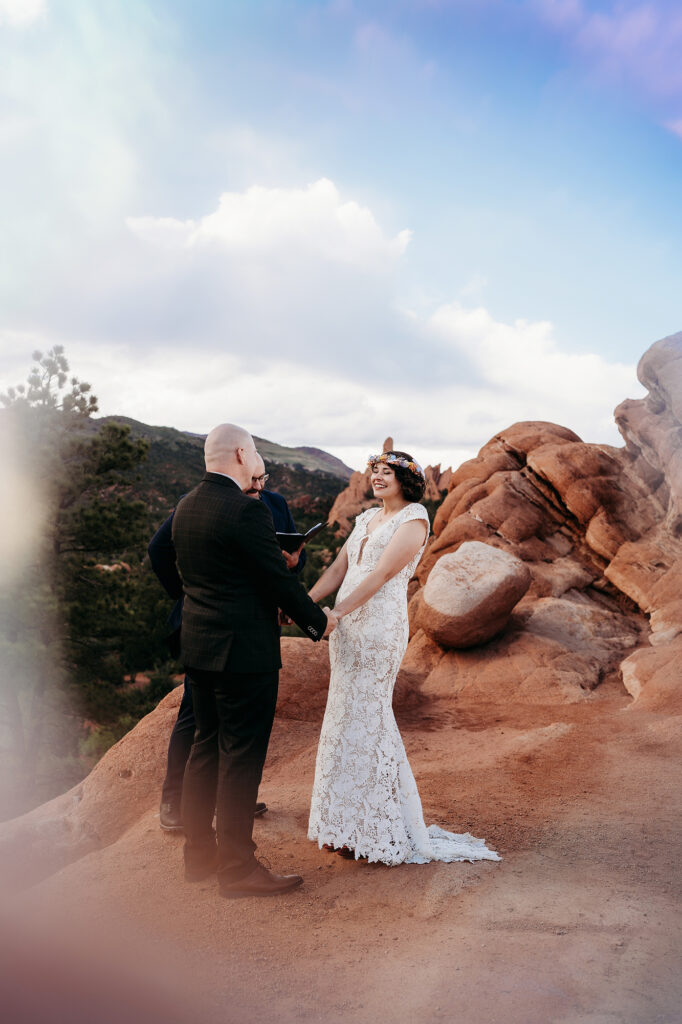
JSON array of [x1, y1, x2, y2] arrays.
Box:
[[403, 502, 430, 522]]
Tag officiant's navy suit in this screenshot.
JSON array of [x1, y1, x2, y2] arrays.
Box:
[[148, 488, 307, 815]]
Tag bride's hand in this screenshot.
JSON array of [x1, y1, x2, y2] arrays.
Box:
[[322, 607, 339, 638]]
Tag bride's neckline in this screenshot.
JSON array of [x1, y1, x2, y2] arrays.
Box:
[[356, 503, 412, 566], [364, 502, 411, 537]]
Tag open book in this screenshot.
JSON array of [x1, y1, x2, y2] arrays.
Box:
[[276, 521, 326, 554]]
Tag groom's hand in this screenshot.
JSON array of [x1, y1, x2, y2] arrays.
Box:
[[322, 607, 339, 638]]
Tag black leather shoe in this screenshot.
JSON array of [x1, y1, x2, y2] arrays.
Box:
[[254, 801, 267, 817], [159, 802, 183, 832], [219, 862, 303, 899]]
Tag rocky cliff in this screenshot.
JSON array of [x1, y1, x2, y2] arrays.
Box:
[[400, 331, 682, 713]]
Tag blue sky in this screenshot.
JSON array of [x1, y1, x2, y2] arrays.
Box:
[[1, 0, 680, 468]]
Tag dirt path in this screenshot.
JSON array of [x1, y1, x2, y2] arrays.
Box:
[[6, 682, 681, 1024]]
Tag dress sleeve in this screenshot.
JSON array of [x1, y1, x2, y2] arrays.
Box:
[[401, 503, 431, 534]]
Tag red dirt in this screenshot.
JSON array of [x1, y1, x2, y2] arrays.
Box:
[[5, 678, 680, 1024]]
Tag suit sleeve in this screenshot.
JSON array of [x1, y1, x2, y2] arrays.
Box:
[[281, 499, 307, 575], [238, 499, 327, 641], [148, 511, 184, 600]]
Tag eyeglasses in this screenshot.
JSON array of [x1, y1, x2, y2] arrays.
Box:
[[252, 473, 269, 484]]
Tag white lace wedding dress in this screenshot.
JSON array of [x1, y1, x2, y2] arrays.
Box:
[[308, 503, 500, 865]]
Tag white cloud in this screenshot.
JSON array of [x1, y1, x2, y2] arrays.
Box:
[[23, 294, 641, 476], [70, 177, 416, 375], [0, 0, 45, 27], [427, 302, 643, 443], [0, 171, 644, 473], [430, 302, 635, 399], [127, 178, 411, 272]]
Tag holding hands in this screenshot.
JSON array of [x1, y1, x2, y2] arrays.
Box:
[[322, 607, 339, 638], [277, 605, 338, 636]]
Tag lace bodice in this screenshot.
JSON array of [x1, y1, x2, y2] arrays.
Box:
[[345, 503, 429, 579], [337, 502, 429, 631], [308, 500, 500, 867]]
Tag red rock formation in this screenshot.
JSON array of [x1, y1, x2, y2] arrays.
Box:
[[327, 466, 377, 536], [404, 331, 682, 713], [423, 463, 453, 502]]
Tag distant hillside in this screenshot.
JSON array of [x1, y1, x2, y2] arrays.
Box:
[[250, 438, 352, 480], [89, 416, 352, 532]]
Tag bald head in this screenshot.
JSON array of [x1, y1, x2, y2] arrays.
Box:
[[245, 453, 267, 498], [204, 423, 259, 488]]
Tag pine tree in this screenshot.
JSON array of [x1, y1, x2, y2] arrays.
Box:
[[0, 348, 171, 818]]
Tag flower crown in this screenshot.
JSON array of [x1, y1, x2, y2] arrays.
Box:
[[368, 452, 425, 479]]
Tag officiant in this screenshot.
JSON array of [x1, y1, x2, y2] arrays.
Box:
[[148, 453, 306, 832]]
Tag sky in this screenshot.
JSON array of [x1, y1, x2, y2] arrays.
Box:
[[1, 0, 680, 471]]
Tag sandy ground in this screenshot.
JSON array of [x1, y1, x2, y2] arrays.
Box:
[[5, 679, 681, 1024]]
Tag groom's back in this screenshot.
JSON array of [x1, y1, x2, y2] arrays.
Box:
[[172, 474, 281, 673]]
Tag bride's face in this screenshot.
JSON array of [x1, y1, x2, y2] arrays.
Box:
[[370, 461, 401, 501]]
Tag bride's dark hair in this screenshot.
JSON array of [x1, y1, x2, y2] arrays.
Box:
[[372, 450, 426, 502]]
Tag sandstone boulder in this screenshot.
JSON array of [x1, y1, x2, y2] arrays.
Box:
[[417, 540, 531, 648], [394, 628, 445, 700], [620, 639, 682, 714]]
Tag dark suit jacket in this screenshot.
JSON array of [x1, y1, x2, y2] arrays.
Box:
[[171, 473, 327, 672], [148, 489, 307, 652]]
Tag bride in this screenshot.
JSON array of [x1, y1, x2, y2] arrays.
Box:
[[307, 450, 500, 866]]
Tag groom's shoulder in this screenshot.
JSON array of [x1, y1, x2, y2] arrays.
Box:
[[177, 477, 248, 517]]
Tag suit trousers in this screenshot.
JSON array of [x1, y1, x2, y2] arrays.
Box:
[[181, 666, 278, 883], [160, 677, 194, 807]]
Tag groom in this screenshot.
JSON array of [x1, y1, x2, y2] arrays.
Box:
[[172, 423, 336, 898]]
